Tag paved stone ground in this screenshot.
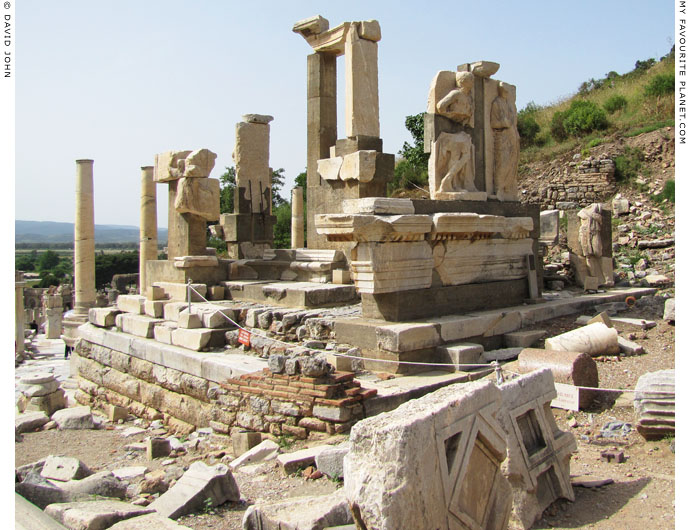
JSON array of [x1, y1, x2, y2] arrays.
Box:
[[15, 335, 77, 404]]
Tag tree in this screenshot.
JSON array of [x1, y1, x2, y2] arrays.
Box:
[[390, 113, 429, 193], [219, 166, 236, 214], [38, 250, 60, 271], [271, 168, 287, 209]]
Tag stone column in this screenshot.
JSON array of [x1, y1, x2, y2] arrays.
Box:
[[306, 52, 337, 248], [74, 159, 96, 316], [344, 22, 380, 138], [291, 187, 305, 249], [15, 271, 26, 356], [139, 166, 157, 294]]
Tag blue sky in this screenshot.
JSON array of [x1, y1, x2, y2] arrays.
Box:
[[13, 1, 675, 227]]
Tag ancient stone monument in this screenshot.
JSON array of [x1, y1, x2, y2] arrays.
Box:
[[426, 61, 519, 201], [42, 288, 63, 339], [567, 203, 614, 289], [497, 369, 577, 529], [291, 187, 305, 249], [139, 165, 157, 295], [214, 115, 277, 259], [345, 379, 513, 529], [293, 15, 394, 251], [62, 159, 97, 349]]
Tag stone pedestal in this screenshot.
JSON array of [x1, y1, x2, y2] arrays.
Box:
[[291, 187, 305, 249], [316, 198, 540, 320], [44, 308, 62, 339], [567, 204, 614, 289], [139, 166, 157, 295]]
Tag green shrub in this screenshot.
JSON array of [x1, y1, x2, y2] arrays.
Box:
[[614, 146, 645, 182], [563, 101, 608, 137], [550, 110, 568, 142], [517, 113, 540, 146], [644, 73, 675, 97], [603, 94, 627, 114]]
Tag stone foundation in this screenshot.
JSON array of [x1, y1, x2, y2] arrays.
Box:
[[74, 324, 373, 436]]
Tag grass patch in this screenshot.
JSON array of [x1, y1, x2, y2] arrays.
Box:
[[652, 179, 675, 204], [623, 119, 675, 137], [614, 147, 646, 182]]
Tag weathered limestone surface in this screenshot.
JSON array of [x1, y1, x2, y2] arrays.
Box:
[[139, 166, 157, 295], [149, 462, 240, 519], [74, 160, 96, 315], [89, 308, 121, 328], [544, 322, 619, 356], [174, 177, 220, 221], [634, 369, 675, 440], [41, 456, 92, 482], [117, 295, 146, 315], [291, 187, 305, 249], [233, 117, 273, 214], [109, 513, 192, 529], [497, 369, 576, 529], [345, 22, 380, 138], [44, 500, 154, 530], [243, 490, 353, 530], [344, 380, 512, 530]]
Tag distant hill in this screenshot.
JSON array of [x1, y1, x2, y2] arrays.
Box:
[[15, 220, 168, 244]]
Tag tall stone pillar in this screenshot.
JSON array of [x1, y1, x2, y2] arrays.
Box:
[[139, 166, 157, 294], [74, 159, 96, 316], [15, 271, 26, 356], [291, 187, 305, 249], [306, 52, 337, 249], [345, 22, 380, 138]]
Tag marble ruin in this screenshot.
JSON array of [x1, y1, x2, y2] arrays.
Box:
[[43, 14, 679, 528], [293, 15, 395, 252], [426, 61, 519, 202], [214, 114, 277, 259], [567, 202, 614, 289]]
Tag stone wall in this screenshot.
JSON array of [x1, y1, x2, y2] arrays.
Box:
[[73, 326, 372, 437], [523, 156, 616, 210]]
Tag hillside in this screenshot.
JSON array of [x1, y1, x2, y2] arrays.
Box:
[[15, 220, 168, 244]]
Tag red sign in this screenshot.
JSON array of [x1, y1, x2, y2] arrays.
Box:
[[238, 329, 251, 347]]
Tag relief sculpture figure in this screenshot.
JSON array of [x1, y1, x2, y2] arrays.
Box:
[[491, 82, 519, 201], [436, 131, 476, 193], [437, 71, 475, 127]]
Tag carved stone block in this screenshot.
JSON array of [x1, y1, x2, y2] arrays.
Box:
[[344, 380, 512, 530], [174, 178, 220, 222]]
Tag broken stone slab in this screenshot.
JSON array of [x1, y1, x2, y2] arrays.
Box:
[[15, 471, 70, 509], [51, 406, 95, 430], [277, 446, 329, 475], [144, 299, 166, 318], [108, 513, 192, 529], [617, 336, 645, 355], [147, 438, 172, 460], [112, 466, 148, 481], [344, 380, 511, 530], [609, 316, 657, 330], [173, 256, 219, 269], [18, 374, 60, 398], [59, 470, 128, 500], [571, 476, 614, 488], [229, 439, 280, 470], [149, 462, 240, 519], [41, 456, 92, 482], [16, 388, 67, 416], [89, 308, 121, 328], [545, 322, 619, 356], [496, 369, 577, 530], [15, 492, 70, 530], [15, 411, 50, 433], [634, 369, 675, 440], [315, 442, 350, 479], [518, 348, 599, 409], [242, 490, 353, 530], [375, 323, 441, 353], [44, 500, 155, 530]]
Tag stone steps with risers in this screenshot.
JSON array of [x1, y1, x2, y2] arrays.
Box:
[[332, 287, 656, 374]]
